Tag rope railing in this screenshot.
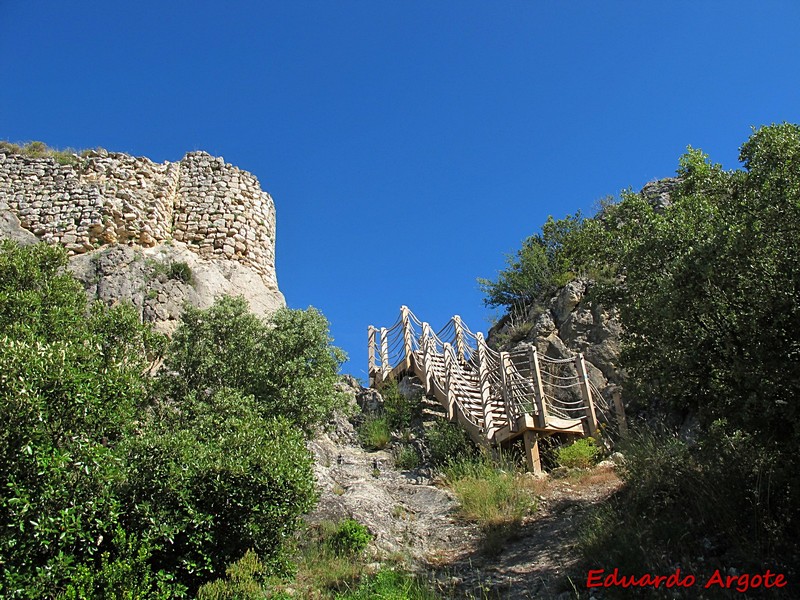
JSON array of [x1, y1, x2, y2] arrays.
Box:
[[368, 306, 602, 442]]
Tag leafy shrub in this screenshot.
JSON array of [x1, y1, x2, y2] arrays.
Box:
[[0, 242, 165, 596], [579, 426, 796, 588], [326, 519, 372, 557], [394, 444, 421, 470], [123, 388, 317, 590], [163, 296, 347, 434], [59, 529, 187, 599], [196, 551, 269, 600], [0, 243, 343, 595], [556, 438, 600, 469], [168, 260, 193, 284], [381, 379, 421, 430], [358, 416, 391, 450], [426, 419, 477, 466]]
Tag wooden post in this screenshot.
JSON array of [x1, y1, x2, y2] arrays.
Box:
[[575, 353, 598, 437], [380, 327, 390, 383], [443, 342, 456, 421], [499, 352, 518, 432], [612, 386, 628, 435], [368, 326, 376, 387], [400, 305, 413, 371], [453, 315, 466, 362], [523, 430, 542, 475], [529, 346, 548, 429], [421, 322, 432, 394], [475, 332, 495, 441]]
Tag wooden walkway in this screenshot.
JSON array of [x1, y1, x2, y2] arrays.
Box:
[[368, 307, 617, 473]]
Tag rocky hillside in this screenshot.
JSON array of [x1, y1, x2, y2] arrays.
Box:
[[0, 147, 284, 332], [486, 179, 681, 423]]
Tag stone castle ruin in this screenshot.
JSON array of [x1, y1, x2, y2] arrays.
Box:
[[0, 149, 278, 290], [0, 147, 284, 332]]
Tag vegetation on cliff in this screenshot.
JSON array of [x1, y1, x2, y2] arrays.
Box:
[[0, 241, 345, 597], [480, 123, 800, 586]]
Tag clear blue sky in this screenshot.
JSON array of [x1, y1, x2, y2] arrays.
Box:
[[2, 1, 799, 378]]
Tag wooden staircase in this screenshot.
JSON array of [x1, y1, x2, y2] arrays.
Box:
[[368, 306, 614, 473]]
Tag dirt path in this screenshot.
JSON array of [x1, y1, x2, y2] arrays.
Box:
[[438, 467, 622, 599], [309, 413, 622, 600]]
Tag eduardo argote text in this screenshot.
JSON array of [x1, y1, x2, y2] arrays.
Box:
[[587, 568, 788, 593]]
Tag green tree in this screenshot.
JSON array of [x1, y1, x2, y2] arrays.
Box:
[[163, 296, 346, 433], [122, 388, 317, 590], [0, 241, 174, 597], [478, 212, 595, 315], [569, 123, 800, 572]]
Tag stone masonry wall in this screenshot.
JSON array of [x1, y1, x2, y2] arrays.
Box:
[[0, 149, 278, 288]]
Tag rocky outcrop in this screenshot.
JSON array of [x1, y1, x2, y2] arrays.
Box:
[[640, 177, 679, 213], [308, 377, 476, 559], [0, 147, 284, 332], [489, 280, 623, 421], [67, 242, 284, 335]]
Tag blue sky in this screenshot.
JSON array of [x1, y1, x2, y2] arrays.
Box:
[[2, 1, 799, 378]]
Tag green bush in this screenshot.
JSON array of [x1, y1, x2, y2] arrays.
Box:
[[164, 296, 347, 434], [168, 261, 193, 284], [426, 419, 477, 466], [0, 242, 166, 597], [394, 444, 421, 470], [358, 416, 391, 450], [578, 425, 795, 588], [123, 388, 316, 590], [556, 438, 600, 469], [326, 519, 372, 557], [58, 529, 187, 599], [381, 380, 421, 430], [196, 551, 269, 600], [0, 244, 343, 595]]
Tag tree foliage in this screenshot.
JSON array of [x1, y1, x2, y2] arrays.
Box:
[[0, 241, 176, 597], [0, 241, 346, 596], [164, 296, 346, 433], [478, 212, 591, 314], [490, 123, 800, 573]]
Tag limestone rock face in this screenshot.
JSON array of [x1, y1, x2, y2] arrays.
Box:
[[0, 147, 284, 331], [67, 242, 283, 335], [0, 200, 38, 246], [640, 177, 680, 213], [489, 278, 623, 417], [309, 378, 477, 559]]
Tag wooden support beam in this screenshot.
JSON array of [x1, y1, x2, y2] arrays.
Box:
[[453, 315, 466, 363], [368, 326, 376, 387], [575, 353, 598, 437], [476, 332, 495, 441], [523, 430, 542, 475], [400, 305, 413, 371], [529, 346, 548, 429], [443, 343, 456, 421], [380, 327, 390, 383]]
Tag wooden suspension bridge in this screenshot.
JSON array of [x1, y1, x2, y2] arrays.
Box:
[[368, 306, 621, 474]]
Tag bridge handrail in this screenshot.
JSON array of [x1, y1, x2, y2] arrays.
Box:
[[368, 306, 604, 441]]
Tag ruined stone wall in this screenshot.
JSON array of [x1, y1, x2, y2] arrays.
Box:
[[0, 149, 278, 287]]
